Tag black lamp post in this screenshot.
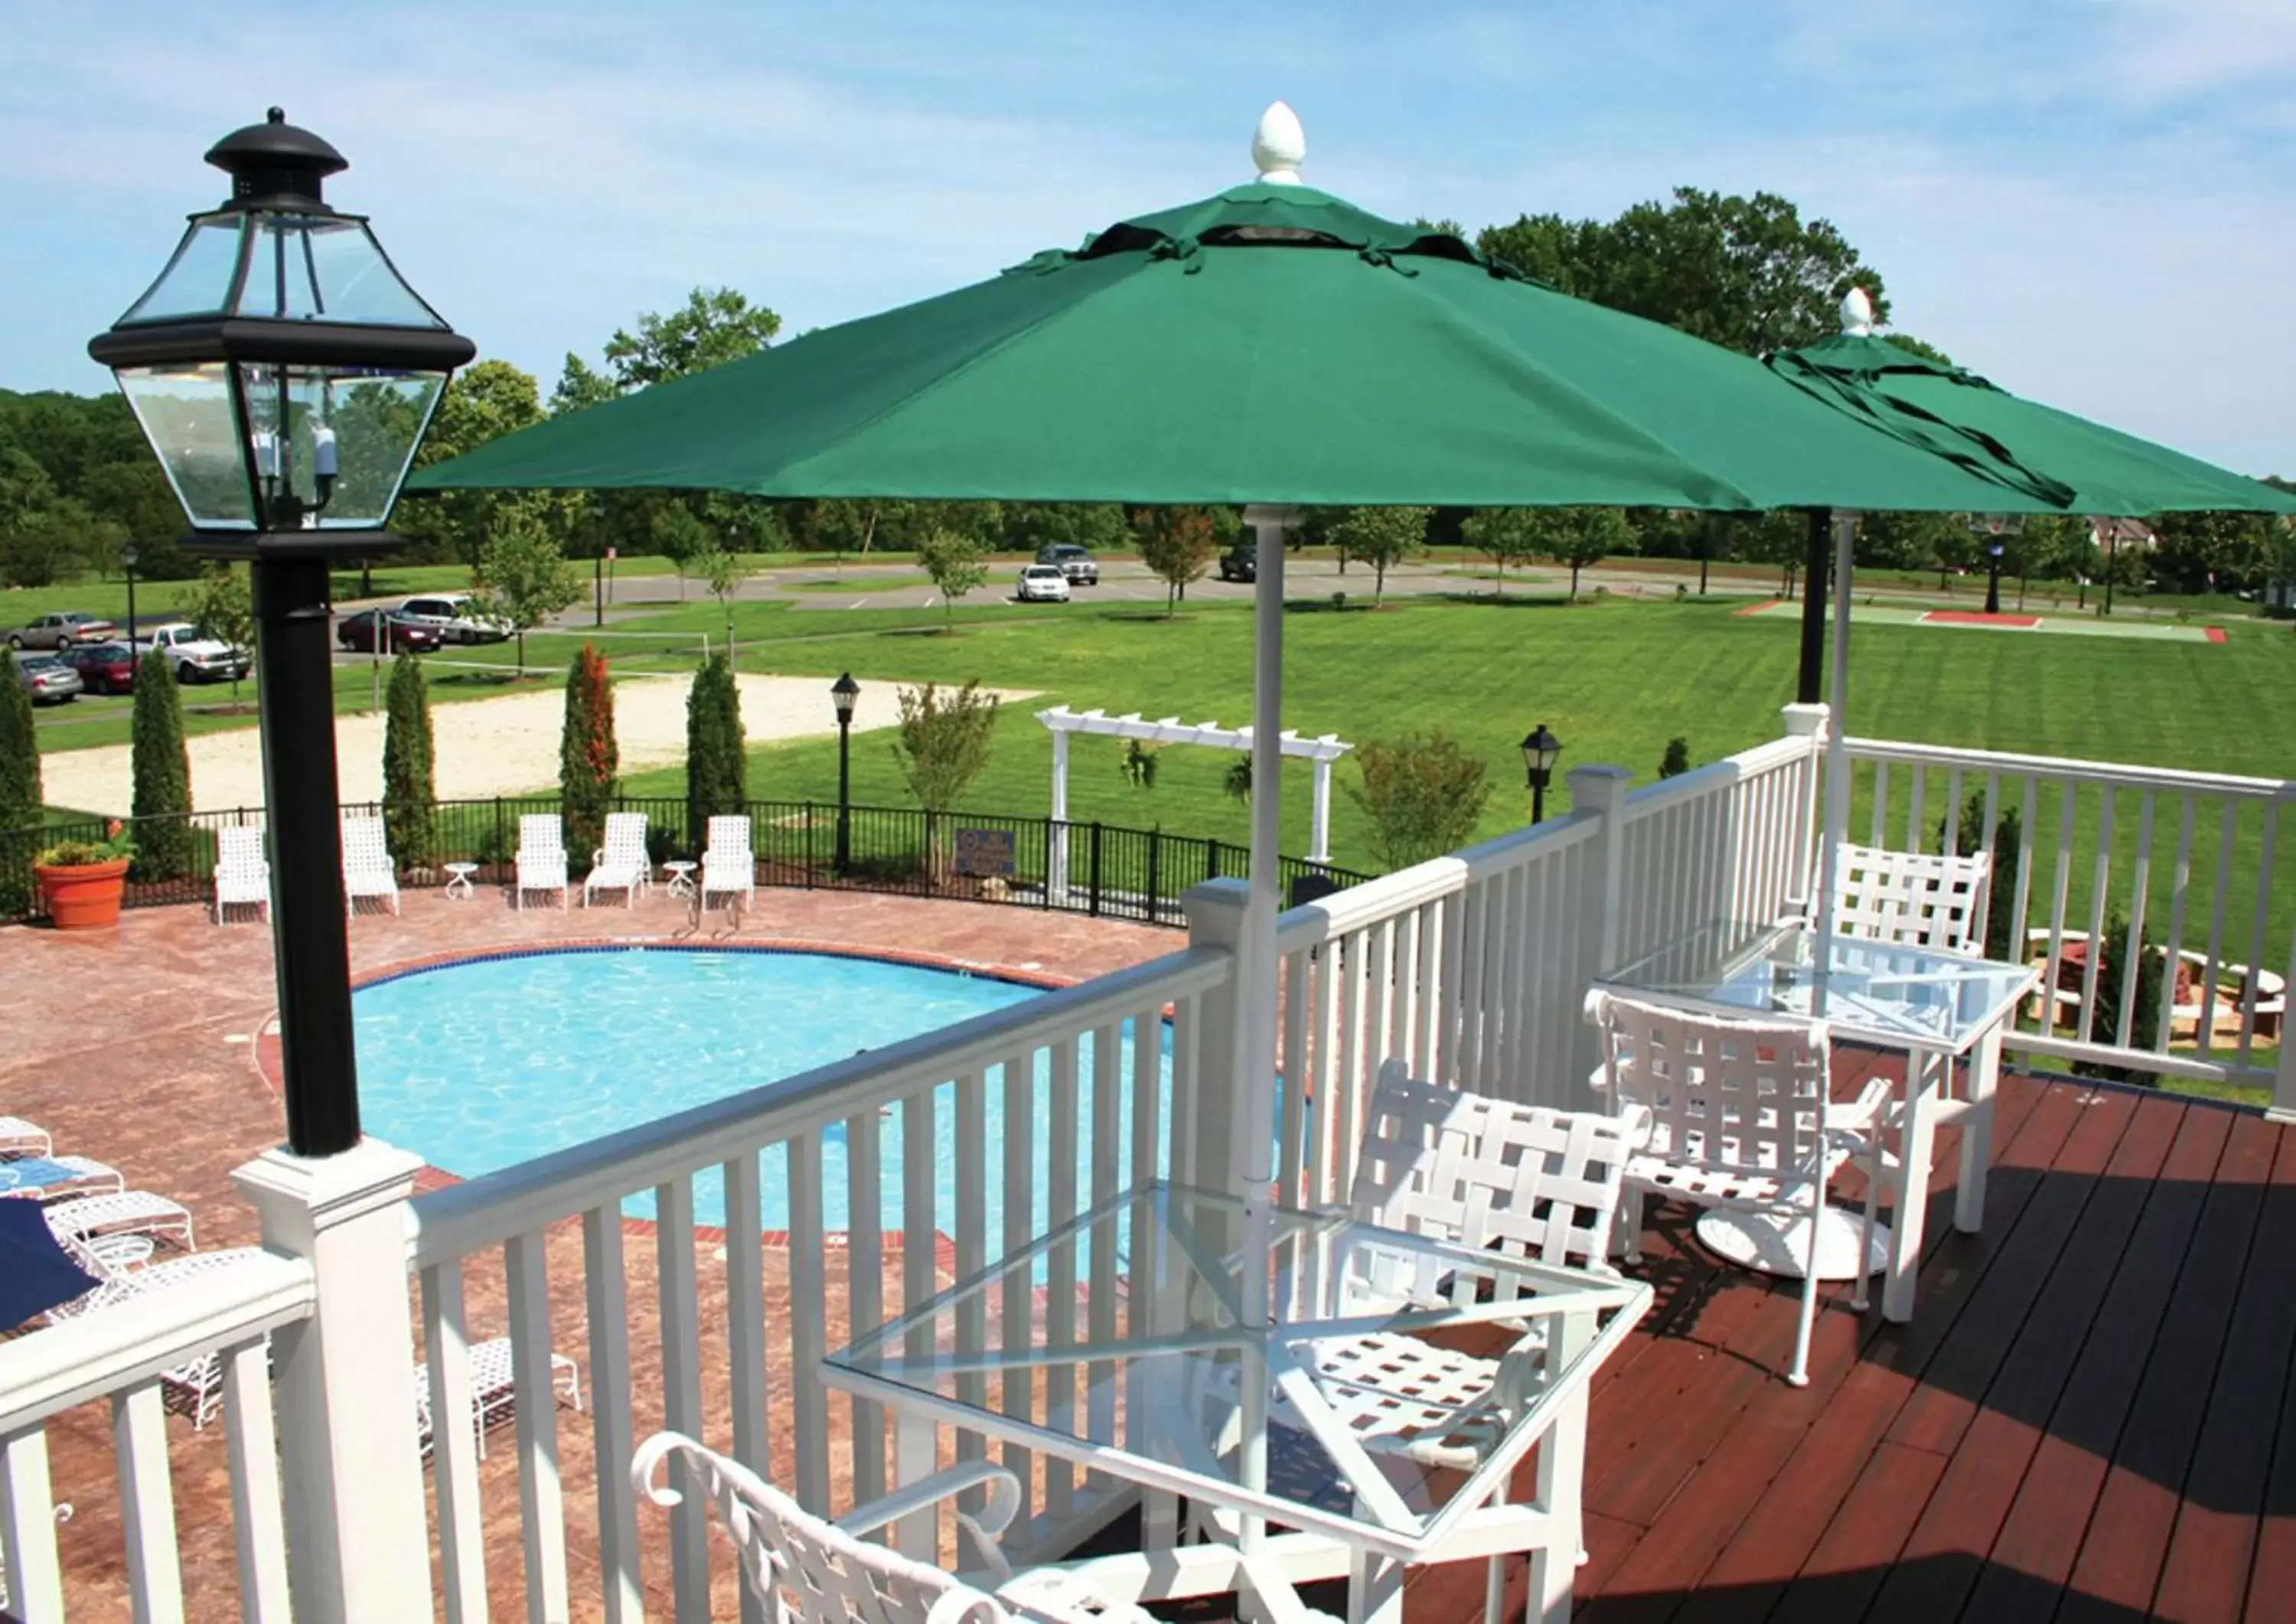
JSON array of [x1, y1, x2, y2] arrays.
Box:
[[1985, 541, 2005, 615], [90, 110, 472, 1158], [1520, 722, 1564, 824], [120, 544, 140, 644], [830, 672, 860, 873]]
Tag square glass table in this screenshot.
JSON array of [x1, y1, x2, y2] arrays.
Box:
[[824, 1181, 1649, 1580], [1595, 918, 2040, 1319]]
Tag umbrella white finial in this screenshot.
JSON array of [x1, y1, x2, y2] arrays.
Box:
[[1252, 101, 1306, 185], [1840, 286, 1875, 336]]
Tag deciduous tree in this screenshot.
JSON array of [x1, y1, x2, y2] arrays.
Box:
[[1329, 507, 1430, 604], [892, 681, 999, 813], [381, 651, 436, 870], [915, 526, 990, 629], [478, 507, 581, 671], [1133, 507, 1218, 614], [1527, 507, 1636, 600], [393, 358, 548, 572], [129, 647, 193, 881], [559, 644, 618, 861], [1345, 729, 1490, 871], [1458, 508, 1541, 598], [182, 563, 254, 700]]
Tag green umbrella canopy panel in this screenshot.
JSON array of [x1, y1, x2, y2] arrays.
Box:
[[413, 181, 2066, 517], [1769, 311, 2296, 519]]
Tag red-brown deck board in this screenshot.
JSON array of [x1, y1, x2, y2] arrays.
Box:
[[1394, 1069, 2296, 1624]]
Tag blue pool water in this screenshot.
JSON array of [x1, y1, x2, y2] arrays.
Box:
[[354, 947, 1172, 1233]]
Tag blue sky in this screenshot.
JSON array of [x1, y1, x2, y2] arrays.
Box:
[[5, 0, 2290, 474]]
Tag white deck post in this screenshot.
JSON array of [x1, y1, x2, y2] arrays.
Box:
[[1181, 878, 1250, 1192], [1567, 765, 1634, 1105], [234, 1139, 433, 1624], [1781, 703, 1829, 901], [1049, 726, 1072, 908], [1310, 757, 1333, 864]]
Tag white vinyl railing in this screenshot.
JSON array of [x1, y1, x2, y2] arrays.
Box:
[[403, 946, 1226, 1623], [0, 1252, 312, 1623], [1267, 708, 1823, 1208], [1844, 736, 2296, 1097]]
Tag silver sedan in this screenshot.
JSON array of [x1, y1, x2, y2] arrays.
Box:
[[15, 654, 83, 705]]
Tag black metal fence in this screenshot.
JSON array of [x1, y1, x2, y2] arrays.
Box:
[[0, 797, 1370, 928]]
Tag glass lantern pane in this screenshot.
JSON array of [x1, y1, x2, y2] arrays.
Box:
[[114, 364, 254, 527], [119, 215, 249, 324], [236, 364, 445, 528], [238, 215, 445, 328]]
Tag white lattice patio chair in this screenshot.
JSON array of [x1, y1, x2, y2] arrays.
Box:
[[514, 814, 569, 910], [0, 1116, 52, 1159], [1587, 991, 1887, 1387], [0, 1156, 126, 1202], [341, 816, 401, 916], [1270, 1064, 1649, 1472], [1825, 843, 1991, 956], [701, 814, 757, 911], [212, 825, 270, 924], [41, 1247, 272, 1426], [44, 1190, 196, 1253], [633, 1431, 1157, 1624], [584, 811, 650, 908], [415, 1336, 583, 1459]]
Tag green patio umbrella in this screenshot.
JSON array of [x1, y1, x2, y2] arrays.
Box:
[[1768, 295, 2296, 519], [417, 106, 2073, 1428]]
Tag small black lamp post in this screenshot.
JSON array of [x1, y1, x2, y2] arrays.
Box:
[[1985, 541, 2005, 615], [830, 672, 860, 873], [120, 543, 141, 644], [89, 110, 473, 1158], [1520, 722, 1564, 824]]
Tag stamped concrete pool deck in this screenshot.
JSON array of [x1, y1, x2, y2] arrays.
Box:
[[0, 888, 1170, 1619]]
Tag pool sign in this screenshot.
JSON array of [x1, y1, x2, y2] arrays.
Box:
[[954, 827, 1016, 877]]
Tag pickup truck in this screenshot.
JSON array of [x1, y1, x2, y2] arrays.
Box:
[[135, 622, 253, 685], [8, 611, 117, 651]]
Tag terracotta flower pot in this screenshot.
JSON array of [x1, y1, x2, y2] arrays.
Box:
[[35, 857, 130, 931]]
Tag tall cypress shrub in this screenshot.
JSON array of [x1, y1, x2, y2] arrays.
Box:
[[559, 643, 618, 861], [382, 651, 437, 870], [686, 652, 746, 848], [129, 647, 194, 881], [0, 651, 41, 915]]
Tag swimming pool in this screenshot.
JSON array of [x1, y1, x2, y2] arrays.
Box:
[[353, 946, 1171, 1233]]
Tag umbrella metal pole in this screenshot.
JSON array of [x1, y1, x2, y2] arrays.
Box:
[[1814, 510, 1858, 1020], [1796, 508, 1829, 704], [1233, 503, 1294, 1572]]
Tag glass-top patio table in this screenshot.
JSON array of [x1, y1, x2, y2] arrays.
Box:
[[1595, 919, 2040, 1321], [824, 1180, 1650, 1624]]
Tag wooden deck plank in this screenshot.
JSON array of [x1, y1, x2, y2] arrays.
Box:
[[1637, 1073, 2067, 1624], [2055, 1107, 2275, 1623], [1767, 1442, 1951, 1624], [1958, 1096, 2230, 1623], [1861, 1087, 2167, 1623], [2151, 1122, 2296, 1622]]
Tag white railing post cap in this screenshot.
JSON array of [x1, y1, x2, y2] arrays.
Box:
[[1781, 703, 1830, 739], [1251, 102, 1306, 184], [1567, 764, 1634, 811], [233, 1138, 426, 1247], [1182, 877, 1252, 946]]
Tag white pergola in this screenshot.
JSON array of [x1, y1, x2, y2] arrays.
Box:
[[1036, 705, 1352, 863]]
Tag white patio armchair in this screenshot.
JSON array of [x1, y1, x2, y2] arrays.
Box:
[[701, 814, 757, 911], [1587, 991, 1887, 1388], [632, 1430, 1157, 1624], [584, 811, 651, 908], [44, 1190, 196, 1253], [341, 817, 402, 916], [211, 825, 270, 924], [1819, 842, 1991, 956], [514, 814, 570, 910]]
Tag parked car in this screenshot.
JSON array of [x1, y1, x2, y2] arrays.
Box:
[[59, 641, 139, 695], [15, 654, 82, 705], [338, 609, 444, 654], [1016, 564, 1072, 603], [135, 621, 253, 685], [395, 593, 511, 644], [1035, 543, 1100, 585], [9, 611, 117, 651], [1217, 541, 1257, 582]]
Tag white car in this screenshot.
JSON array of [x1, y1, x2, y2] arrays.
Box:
[[1016, 564, 1071, 603], [135, 622, 252, 685], [394, 593, 512, 644]]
